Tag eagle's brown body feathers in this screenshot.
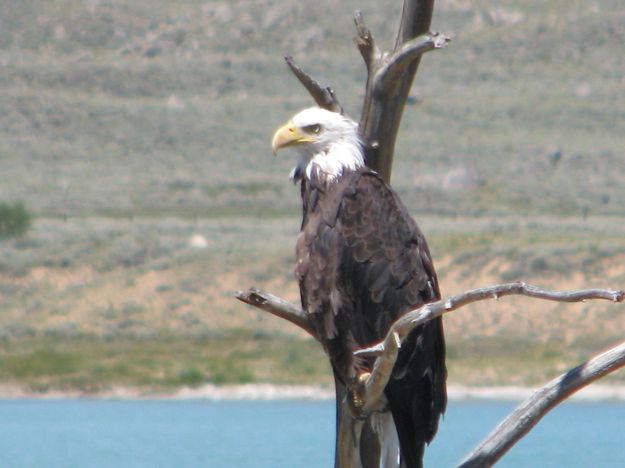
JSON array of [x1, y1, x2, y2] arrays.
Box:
[[296, 167, 447, 467]]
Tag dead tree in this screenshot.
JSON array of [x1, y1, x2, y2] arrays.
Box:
[[236, 1, 625, 466], [238, 285, 624, 466]]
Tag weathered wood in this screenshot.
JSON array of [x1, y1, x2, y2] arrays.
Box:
[[353, 11, 380, 75], [358, 0, 438, 183], [458, 340, 625, 467], [375, 33, 449, 94], [356, 283, 625, 358], [284, 56, 343, 114], [360, 332, 400, 414], [235, 288, 315, 337]]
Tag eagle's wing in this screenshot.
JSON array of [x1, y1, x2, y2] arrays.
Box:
[[337, 170, 447, 467]]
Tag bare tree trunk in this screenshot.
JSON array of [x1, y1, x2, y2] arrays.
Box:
[[358, 0, 435, 182]]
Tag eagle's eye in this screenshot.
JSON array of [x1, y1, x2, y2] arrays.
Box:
[[303, 124, 322, 134]]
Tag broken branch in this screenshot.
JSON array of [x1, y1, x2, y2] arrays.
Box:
[[353, 11, 381, 74], [235, 287, 314, 338], [375, 33, 450, 94], [284, 56, 343, 114]]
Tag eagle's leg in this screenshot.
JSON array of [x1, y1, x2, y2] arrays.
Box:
[[345, 372, 401, 468], [349, 371, 372, 417]]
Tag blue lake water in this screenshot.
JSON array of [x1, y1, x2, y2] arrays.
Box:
[[0, 399, 624, 467]]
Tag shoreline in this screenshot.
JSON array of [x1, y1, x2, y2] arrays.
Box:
[[3, 383, 625, 402]]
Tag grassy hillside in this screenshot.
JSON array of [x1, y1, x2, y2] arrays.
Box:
[[1, 215, 624, 390], [0, 0, 624, 392], [1, 0, 624, 217]]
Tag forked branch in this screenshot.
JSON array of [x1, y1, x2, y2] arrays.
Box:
[[356, 283, 624, 358], [358, 1, 440, 182], [352, 283, 624, 413]]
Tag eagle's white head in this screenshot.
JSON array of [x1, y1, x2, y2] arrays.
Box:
[[271, 107, 364, 183]]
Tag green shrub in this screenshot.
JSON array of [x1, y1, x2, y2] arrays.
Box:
[[0, 202, 31, 239], [176, 368, 205, 386]]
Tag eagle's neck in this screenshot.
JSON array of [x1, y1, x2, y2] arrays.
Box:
[[290, 138, 365, 185]]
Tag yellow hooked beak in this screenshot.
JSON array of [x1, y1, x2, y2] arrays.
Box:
[[271, 121, 315, 155]]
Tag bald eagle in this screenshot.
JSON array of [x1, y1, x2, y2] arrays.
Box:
[[272, 107, 447, 468]]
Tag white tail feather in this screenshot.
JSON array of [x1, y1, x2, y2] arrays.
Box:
[[371, 412, 401, 468]]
